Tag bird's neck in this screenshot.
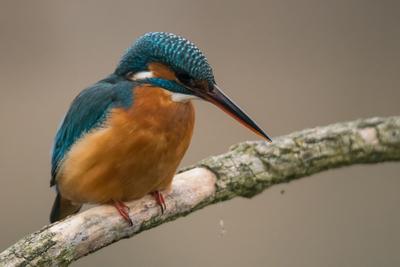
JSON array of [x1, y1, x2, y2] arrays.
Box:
[[112, 85, 195, 137]]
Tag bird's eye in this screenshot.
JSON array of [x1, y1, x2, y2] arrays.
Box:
[[177, 73, 195, 88]]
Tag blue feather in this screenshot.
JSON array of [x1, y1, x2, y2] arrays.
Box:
[[115, 32, 215, 83], [51, 32, 214, 187], [50, 74, 134, 186]]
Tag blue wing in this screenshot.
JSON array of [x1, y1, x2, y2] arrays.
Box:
[[50, 75, 134, 186]]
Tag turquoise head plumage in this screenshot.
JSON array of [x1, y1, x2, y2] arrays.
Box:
[[115, 32, 215, 84]]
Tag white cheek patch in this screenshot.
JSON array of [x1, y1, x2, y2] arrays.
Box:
[[128, 71, 154, 81], [171, 93, 200, 102]]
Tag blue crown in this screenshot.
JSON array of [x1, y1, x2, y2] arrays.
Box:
[[115, 32, 215, 83]]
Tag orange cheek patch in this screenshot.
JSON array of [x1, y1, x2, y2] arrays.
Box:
[[148, 62, 177, 80]]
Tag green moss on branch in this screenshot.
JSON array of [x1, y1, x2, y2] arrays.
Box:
[[1, 116, 399, 266]]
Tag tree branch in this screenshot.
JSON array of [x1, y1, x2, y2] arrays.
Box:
[[1, 116, 399, 266]]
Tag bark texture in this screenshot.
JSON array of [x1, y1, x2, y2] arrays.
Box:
[[1, 116, 399, 266]]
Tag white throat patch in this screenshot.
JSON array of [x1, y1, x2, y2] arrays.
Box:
[[171, 93, 199, 102]]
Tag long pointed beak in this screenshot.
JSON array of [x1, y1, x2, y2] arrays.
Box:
[[197, 84, 272, 142]]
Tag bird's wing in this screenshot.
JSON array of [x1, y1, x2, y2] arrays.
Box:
[[50, 77, 134, 186]]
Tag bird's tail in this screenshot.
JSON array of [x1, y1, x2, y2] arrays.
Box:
[[50, 193, 82, 223]]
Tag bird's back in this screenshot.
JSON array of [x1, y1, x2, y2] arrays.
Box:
[[51, 75, 134, 186]]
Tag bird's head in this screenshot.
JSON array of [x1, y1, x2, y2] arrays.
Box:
[[114, 32, 271, 142]]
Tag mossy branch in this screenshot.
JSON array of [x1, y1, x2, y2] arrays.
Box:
[[1, 116, 400, 266]]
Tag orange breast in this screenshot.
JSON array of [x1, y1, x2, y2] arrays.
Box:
[[57, 85, 195, 204]]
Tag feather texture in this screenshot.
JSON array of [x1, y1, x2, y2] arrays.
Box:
[[56, 86, 195, 204], [115, 32, 215, 83], [51, 75, 134, 186]]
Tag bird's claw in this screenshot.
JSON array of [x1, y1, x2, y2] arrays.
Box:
[[151, 191, 166, 214], [113, 200, 133, 226]]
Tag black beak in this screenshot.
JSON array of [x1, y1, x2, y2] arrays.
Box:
[[195, 84, 272, 142]]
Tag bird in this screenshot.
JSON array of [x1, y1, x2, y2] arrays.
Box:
[[50, 32, 272, 225]]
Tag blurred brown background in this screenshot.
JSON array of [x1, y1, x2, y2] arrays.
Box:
[[1, 0, 399, 266]]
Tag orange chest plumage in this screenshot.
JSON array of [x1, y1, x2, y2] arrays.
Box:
[[57, 86, 195, 204]]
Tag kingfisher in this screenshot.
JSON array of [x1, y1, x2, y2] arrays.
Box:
[[50, 32, 272, 225]]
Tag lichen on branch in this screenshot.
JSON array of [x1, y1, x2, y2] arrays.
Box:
[[1, 116, 399, 266]]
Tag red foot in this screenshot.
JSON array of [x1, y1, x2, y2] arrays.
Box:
[[113, 200, 133, 226], [151, 191, 166, 214]]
